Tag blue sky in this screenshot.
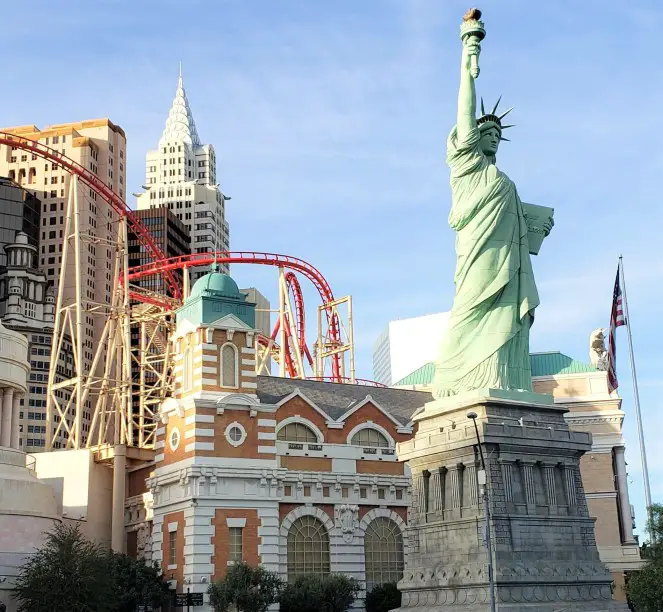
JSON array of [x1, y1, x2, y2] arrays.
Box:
[[1, 0, 662, 536]]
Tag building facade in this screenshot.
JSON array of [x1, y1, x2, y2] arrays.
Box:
[[0, 177, 40, 268], [136, 71, 230, 281], [127, 206, 191, 297], [372, 312, 449, 386], [0, 233, 75, 451], [0, 119, 127, 445], [122, 268, 418, 610], [393, 351, 642, 601]]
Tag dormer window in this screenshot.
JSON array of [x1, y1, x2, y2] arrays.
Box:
[[350, 428, 390, 448], [220, 343, 238, 388], [277, 422, 318, 443]]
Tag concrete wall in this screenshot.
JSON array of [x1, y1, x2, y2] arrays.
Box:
[[34, 449, 113, 547]]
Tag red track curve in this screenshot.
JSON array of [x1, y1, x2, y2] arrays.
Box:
[[127, 251, 343, 379], [0, 132, 181, 298]]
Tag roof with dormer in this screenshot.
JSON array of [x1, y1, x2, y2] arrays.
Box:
[[257, 376, 429, 426], [159, 65, 201, 147]]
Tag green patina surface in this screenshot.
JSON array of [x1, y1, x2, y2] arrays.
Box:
[[396, 352, 596, 387], [430, 14, 554, 399], [176, 268, 256, 328]]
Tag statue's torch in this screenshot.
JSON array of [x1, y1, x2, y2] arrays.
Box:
[[460, 8, 485, 79]]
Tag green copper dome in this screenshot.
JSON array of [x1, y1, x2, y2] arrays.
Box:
[[190, 271, 241, 298], [176, 264, 256, 329]]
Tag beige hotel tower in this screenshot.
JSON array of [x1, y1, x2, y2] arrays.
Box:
[[0, 119, 127, 447]]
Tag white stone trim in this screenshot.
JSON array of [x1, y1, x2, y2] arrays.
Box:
[[184, 441, 214, 452], [258, 445, 277, 454], [184, 428, 215, 438], [225, 421, 247, 447], [337, 395, 406, 430], [185, 414, 215, 425], [258, 431, 276, 441], [276, 416, 324, 443], [241, 359, 255, 366], [258, 419, 277, 427], [243, 381, 257, 389], [226, 517, 247, 528], [242, 370, 257, 378], [241, 347, 256, 355], [168, 521, 179, 532], [346, 422, 396, 448], [275, 388, 331, 422], [154, 453, 165, 463]]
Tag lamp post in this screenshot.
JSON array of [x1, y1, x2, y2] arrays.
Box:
[[467, 411, 496, 612]]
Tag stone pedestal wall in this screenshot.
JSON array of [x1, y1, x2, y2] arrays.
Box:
[[394, 390, 629, 612]]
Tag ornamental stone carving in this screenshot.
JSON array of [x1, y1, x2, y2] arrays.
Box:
[[335, 504, 359, 542]]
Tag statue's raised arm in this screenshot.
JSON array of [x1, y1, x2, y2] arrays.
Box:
[[456, 8, 484, 141]]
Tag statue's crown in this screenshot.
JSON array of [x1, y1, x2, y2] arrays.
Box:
[[477, 96, 514, 141]]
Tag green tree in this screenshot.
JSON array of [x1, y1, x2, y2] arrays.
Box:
[[208, 562, 283, 612], [108, 551, 171, 612], [365, 582, 401, 612], [626, 504, 663, 611], [13, 523, 114, 612], [279, 574, 360, 612]]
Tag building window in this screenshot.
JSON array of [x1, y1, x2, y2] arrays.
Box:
[[277, 422, 318, 443], [225, 422, 247, 447], [229, 527, 243, 562], [287, 516, 330, 581], [220, 343, 238, 388], [350, 428, 390, 448], [168, 530, 177, 566], [364, 518, 404, 591], [183, 347, 193, 391], [169, 428, 181, 451]]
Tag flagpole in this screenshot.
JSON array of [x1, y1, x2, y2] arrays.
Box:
[[619, 256, 653, 526]]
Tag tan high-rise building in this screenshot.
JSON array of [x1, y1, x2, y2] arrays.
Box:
[[0, 119, 126, 446]]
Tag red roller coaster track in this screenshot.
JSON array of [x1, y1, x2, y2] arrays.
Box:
[[127, 252, 342, 377], [0, 132, 182, 299]]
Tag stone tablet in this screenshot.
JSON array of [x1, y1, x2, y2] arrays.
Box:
[[521, 202, 554, 255]]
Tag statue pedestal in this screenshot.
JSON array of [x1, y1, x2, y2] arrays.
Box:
[[394, 390, 628, 611]]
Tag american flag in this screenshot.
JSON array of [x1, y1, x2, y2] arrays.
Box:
[[607, 264, 626, 393]]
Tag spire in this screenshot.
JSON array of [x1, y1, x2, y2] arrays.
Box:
[[159, 64, 201, 147]]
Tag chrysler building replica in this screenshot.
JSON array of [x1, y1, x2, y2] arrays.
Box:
[[137, 67, 230, 280]]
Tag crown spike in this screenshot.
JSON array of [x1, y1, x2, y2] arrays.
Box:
[[501, 124, 515, 130], [491, 95, 502, 115], [498, 107, 514, 120], [500, 136, 510, 141], [480, 97, 486, 116]]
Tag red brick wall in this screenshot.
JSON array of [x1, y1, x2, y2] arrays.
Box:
[[211, 509, 261, 580]]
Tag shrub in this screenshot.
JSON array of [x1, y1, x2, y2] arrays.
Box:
[[207, 562, 283, 612], [279, 574, 360, 612], [365, 583, 401, 612]]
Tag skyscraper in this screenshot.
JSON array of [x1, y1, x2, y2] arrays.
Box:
[[0, 118, 127, 445], [0, 177, 40, 268], [136, 69, 230, 281]]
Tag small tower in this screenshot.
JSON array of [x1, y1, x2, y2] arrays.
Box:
[[152, 267, 280, 595]]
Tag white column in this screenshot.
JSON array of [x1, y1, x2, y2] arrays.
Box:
[[1, 387, 13, 447], [111, 444, 127, 552], [11, 392, 22, 449], [614, 447, 636, 544]]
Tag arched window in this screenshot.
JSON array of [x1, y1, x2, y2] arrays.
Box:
[[287, 516, 330, 580], [350, 428, 390, 448], [220, 343, 238, 387], [277, 422, 318, 443], [183, 347, 192, 391], [364, 517, 404, 591]]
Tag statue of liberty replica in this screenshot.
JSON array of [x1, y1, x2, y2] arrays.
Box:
[[394, 9, 628, 611], [431, 8, 553, 399]]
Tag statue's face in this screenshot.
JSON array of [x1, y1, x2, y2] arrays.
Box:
[[479, 127, 500, 156]]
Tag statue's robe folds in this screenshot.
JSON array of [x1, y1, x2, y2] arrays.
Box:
[[432, 126, 539, 398]]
